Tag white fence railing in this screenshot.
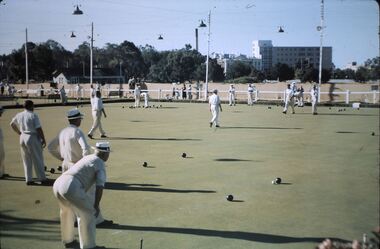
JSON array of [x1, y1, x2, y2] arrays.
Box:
[[5, 88, 380, 104]]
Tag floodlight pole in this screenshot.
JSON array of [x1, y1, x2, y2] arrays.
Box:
[[25, 28, 29, 90], [204, 10, 211, 101], [90, 22, 94, 85], [318, 0, 324, 102]]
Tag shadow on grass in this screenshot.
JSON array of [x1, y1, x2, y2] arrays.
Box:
[[214, 158, 257, 162], [106, 137, 202, 141], [99, 224, 349, 244], [105, 182, 216, 194], [0, 175, 25, 182], [0, 211, 60, 241], [336, 131, 360, 134], [297, 113, 378, 117], [219, 126, 302, 130]]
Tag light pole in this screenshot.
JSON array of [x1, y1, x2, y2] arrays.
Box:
[[204, 10, 211, 101], [317, 0, 324, 102], [90, 22, 94, 85], [25, 28, 29, 90]]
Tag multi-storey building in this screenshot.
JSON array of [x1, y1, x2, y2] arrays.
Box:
[[252, 40, 333, 71]]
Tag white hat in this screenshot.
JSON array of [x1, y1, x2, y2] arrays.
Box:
[[92, 141, 111, 152], [67, 108, 84, 120]]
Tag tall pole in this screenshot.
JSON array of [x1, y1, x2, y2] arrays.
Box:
[[25, 28, 29, 90], [318, 0, 324, 102], [204, 10, 211, 101], [195, 28, 199, 51], [377, 0, 380, 58], [90, 22, 94, 85]]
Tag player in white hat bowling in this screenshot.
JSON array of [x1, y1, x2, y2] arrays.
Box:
[[53, 141, 111, 249]]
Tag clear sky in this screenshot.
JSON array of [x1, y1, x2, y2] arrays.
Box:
[[0, 0, 378, 69]]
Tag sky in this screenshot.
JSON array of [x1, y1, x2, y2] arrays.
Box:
[[0, 0, 378, 69]]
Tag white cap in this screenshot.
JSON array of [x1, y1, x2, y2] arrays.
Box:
[[67, 108, 84, 120], [92, 141, 111, 152]]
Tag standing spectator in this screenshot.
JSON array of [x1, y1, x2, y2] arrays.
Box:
[[187, 84, 192, 100], [142, 91, 149, 108], [228, 84, 236, 106], [297, 86, 304, 107], [247, 83, 255, 106], [9, 100, 50, 185], [182, 83, 187, 100], [134, 84, 141, 108], [59, 86, 68, 105], [0, 81, 4, 95], [0, 106, 8, 179], [311, 84, 318, 115], [209, 89, 223, 128], [52, 141, 111, 249], [90, 84, 96, 98], [282, 84, 295, 114], [38, 84, 45, 97], [75, 83, 82, 100], [88, 91, 107, 139]]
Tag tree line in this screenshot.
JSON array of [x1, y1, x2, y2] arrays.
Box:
[[0, 39, 378, 84]]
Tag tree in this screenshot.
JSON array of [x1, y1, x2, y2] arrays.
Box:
[[226, 60, 251, 80], [269, 63, 294, 81]]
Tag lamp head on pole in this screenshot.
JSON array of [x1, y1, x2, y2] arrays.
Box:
[[73, 5, 83, 15], [70, 31, 76, 38], [158, 34, 163, 40], [199, 20, 207, 28], [278, 26, 285, 33]]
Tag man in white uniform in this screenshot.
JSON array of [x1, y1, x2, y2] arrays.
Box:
[[310, 84, 318, 115], [48, 108, 90, 172], [75, 84, 82, 100], [141, 90, 149, 108], [53, 141, 111, 249], [228, 84, 236, 106], [10, 100, 50, 185], [0, 106, 8, 179], [134, 84, 141, 108], [209, 89, 223, 127], [247, 83, 255, 106], [88, 91, 107, 139], [283, 84, 295, 114]]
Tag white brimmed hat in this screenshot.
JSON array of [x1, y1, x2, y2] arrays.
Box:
[[92, 141, 111, 152], [67, 108, 84, 120]]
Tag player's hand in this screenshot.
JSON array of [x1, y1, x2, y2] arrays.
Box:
[[94, 206, 100, 217]]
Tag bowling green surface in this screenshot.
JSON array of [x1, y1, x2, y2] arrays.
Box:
[[0, 102, 379, 249]]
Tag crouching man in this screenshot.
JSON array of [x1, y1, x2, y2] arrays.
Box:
[[53, 141, 111, 249]]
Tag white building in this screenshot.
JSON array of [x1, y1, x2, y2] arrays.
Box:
[[252, 40, 333, 71]]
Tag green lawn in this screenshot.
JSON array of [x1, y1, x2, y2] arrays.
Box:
[[0, 102, 379, 249]]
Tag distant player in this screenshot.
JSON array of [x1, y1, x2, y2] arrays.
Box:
[[209, 89, 223, 127], [283, 84, 295, 114]]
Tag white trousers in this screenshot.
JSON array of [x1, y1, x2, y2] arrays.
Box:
[[53, 175, 96, 249], [210, 105, 220, 126], [283, 97, 295, 113], [88, 110, 105, 136], [134, 96, 140, 107], [143, 93, 149, 107], [63, 162, 104, 225], [19, 133, 46, 182], [0, 128, 4, 177], [247, 92, 253, 105], [228, 93, 235, 105], [311, 98, 318, 114]]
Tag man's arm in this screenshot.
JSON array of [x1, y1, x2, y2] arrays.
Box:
[[47, 136, 63, 161], [94, 186, 104, 217], [10, 122, 21, 135], [36, 127, 46, 148], [102, 108, 107, 118]]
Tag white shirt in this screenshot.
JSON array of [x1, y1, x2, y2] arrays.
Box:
[[10, 110, 41, 134], [134, 87, 141, 97], [91, 96, 104, 111], [229, 87, 235, 94], [248, 86, 254, 93], [48, 124, 90, 164], [209, 93, 220, 106], [285, 88, 293, 100], [64, 154, 106, 190], [311, 88, 318, 100]]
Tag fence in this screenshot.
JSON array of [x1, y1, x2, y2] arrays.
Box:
[[2, 87, 380, 105]]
